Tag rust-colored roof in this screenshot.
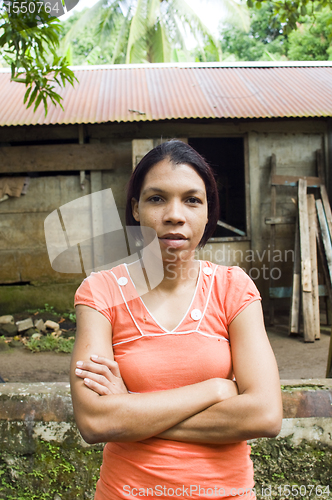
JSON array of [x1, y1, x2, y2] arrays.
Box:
[[1, 62, 332, 126]]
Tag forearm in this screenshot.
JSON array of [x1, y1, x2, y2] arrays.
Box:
[[157, 392, 283, 444], [71, 377, 223, 444]]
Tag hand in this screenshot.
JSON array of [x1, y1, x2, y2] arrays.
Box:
[[213, 378, 239, 402], [75, 355, 128, 396]]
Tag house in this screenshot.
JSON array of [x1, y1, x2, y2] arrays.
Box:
[[1, 61, 331, 313]]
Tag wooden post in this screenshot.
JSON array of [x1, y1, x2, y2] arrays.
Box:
[[298, 179, 315, 342], [269, 154, 277, 326], [320, 184, 332, 325], [320, 184, 332, 241], [290, 214, 301, 335], [316, 199, 332, 285], [307, 194, 320, 339], [315, 206, 332, 305]]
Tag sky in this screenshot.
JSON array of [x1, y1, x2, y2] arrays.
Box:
[[60, 0, 228, 40]]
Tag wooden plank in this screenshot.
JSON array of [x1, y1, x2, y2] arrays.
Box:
[[316, 199, 332, 286], [316, 199, 332, 367], [217, 220, 246, 236], [320, 184, 332, 242], [307, 194, 320, 339], [290, 215, 301, 334], [265, 216, 296, 225], [298, 179, 315, 342], [270, 285, 327, 299], [315, 207, 332, 305], [316, 149, 326, 186], [272, 174, 321, 187], [269, 154, 277, 326], [0, 143, 125, 172], [298, 180, 312, 292]]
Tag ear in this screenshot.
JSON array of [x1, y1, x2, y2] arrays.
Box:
[[131, 198, 140, 222]]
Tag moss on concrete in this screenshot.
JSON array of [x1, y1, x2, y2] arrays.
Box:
[[281, 384, 330, 392], [0, 440, 103, 500], [0, 283, 81, 315], [251, 437, 332, 499], [0, 437, 331, 500]]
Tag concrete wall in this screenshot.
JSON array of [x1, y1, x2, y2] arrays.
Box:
[[0, 119, 328, 310], [0, 379, 331, 500]]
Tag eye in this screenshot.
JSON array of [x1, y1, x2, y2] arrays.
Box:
[[187, 197, 202, 204], [148, 195, 163, 203]]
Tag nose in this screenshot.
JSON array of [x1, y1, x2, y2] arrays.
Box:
[[163, 199, 186, 224]]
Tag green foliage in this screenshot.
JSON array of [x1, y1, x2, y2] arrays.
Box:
[[0, 0, 77, 115], [25, 334, 75, 353], [220, 2, 287, 61], [287, 8, 332, 60], [219, 1, 332, 61], [26, 303, 76, 322], [247, 0, 332, 36], [63, 311, 76, 323]]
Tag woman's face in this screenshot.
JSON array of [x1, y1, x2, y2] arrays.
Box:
[[131, 158, 208, 262]]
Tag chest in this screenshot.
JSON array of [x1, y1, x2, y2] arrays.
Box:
[[141, 285, 197, 332], [114, 333, 233, 393]]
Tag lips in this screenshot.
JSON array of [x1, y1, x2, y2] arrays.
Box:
[[159, 233, 188, 248], [159, 233, 187, 240]]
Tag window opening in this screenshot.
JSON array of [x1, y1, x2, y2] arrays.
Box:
[[188, 137, 246, 239]]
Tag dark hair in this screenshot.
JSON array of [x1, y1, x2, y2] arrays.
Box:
[[126, 140, 219, 248]]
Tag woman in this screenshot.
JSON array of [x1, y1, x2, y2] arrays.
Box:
[[71, 140, 283, 500]]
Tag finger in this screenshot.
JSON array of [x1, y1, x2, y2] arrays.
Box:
[[83, 377, 111, 396], [76, 360, 114, 378], [75, 368, 115, 389], [90, 355, 122, 378]]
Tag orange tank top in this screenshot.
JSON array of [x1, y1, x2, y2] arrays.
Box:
[[75, 261, 261, 500]]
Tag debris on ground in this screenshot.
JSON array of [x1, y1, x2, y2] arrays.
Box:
[[0, 306, 76, 355]]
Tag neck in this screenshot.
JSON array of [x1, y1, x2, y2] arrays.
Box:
[[159, 252, 200, 290], [129, 248, 200, 293]]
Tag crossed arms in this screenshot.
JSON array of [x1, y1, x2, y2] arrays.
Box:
[[70, 301, 283, 445]]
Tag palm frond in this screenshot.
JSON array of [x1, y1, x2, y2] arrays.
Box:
[[147, 0, 161, 28], [126, 0, 148, 63], [95, 0, 124, 41], [111, 7, 132, 63], [148, 19, 171, 62]]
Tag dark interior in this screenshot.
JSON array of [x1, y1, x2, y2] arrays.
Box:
[[189, 137, 246, 238]]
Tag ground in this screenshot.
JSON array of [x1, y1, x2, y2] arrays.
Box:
[[0, 312, 330, 382]]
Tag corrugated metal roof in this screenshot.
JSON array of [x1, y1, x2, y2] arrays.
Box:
[[1, 62, 332, 126]]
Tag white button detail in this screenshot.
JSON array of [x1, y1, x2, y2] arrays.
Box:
[[191, 309, 202, 321], [117, 277, 128, 286], [203, 267, 213, 276]]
